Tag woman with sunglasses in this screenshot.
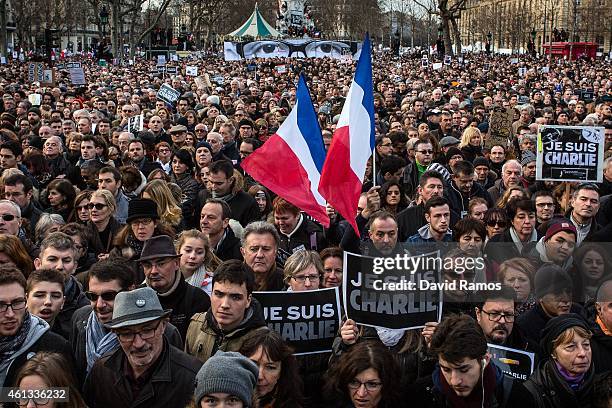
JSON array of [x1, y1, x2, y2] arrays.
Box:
[[483, 208, 508, 240], [73, 191, 92, 225], [324, 341, 400, 408], [86, 189, 121, 259]]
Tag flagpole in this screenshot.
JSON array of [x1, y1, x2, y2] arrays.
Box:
[[371, 149, 377, 187]]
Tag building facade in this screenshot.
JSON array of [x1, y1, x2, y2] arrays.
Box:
[[458, 0, 611, 54]]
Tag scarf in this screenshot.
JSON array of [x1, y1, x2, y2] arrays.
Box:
[[0, 311, 32, 360], [126, 233, 145, 259], [597, 316, 612, 336], [185, 264, 214, 296], [212, 190, 234, 202], [156, 271, 181, 297], [375, 327, 405, 347], [85, 311, 119, 373], [509, 226, 537, 253], [438, 362, 497, 408], [64, 275, 79, 305], [554, 361, 586, 390]]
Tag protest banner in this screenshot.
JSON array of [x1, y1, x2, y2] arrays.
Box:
[[444, 55, 451, 65], [166, 66, 178, 75], [579, 89, 594, 102], [536, 125, 604, 182], [156, 83, 181, 106], [127, 114, 144, 134], [518, 67, 527, 77], [486, 107, 513, 149], [157, 55, 166, 65], [488, 344, 535, 381], [68, 62, 86, 85], [254, 288, 341, 355], [342, 251, 442, 330], [186, 66, 198, 76], [432, 62, 443, 70], [276, 65, 287, 74], [28, 63, 36, 82]]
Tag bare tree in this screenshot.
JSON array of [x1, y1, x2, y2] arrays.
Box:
[[413, 0, 467, 56]]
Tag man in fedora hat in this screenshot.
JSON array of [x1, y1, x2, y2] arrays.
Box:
[[139, 235, 210, 340], [83, 287, 202, 408]]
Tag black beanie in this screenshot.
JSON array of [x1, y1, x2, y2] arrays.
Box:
[[473, 156, 489, 168], [540, 313, 591, 359], [445, 147, 463, 161]]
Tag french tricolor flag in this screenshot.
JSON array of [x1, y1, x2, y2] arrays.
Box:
[[241, 74, 330, 227], [318, 34, 375, 235]]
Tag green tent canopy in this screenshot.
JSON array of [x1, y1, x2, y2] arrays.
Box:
[[228, 3, 282, 39]]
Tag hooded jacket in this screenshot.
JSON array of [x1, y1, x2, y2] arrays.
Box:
[[1, 314, 73, 387], [446, 180, 494, 217], [54, 274, 89, 340], [184, 298, 267, 363]]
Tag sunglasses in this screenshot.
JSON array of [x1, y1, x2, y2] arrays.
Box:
[[487, 220, 507, 228], [0, 214, 17, 221], [85, 290, 121, 302], [87, 203, 108, 210]]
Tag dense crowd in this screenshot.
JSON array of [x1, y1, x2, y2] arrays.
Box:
[[0, 50, 611, 408]]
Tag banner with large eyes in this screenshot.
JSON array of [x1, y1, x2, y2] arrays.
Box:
[[224, 39, 362, 61]]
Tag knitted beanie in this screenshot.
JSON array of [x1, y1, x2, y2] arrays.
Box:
[[194, 351, 258, 407]]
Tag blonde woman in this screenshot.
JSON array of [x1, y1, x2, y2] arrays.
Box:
[[142, 179, 183, 231], [87, 189, 121, 257], [459, 126, 484, 162], [175, 229, 221, 295]]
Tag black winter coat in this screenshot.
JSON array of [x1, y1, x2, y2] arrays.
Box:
[[144, 273, 211, 341], [83, 339, 202, 408], [70, 305, 184, 380], [226, 190, 261, 227], [277, 216, 327, 267], [510, 360, 601, 408], [215, 227, 243, 261]]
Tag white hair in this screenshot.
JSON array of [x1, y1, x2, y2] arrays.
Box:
[[0, 199, 21, 217], [502, 159, 522, 176]]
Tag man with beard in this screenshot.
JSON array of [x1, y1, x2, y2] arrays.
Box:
[[532, 190, 555, 228], [397, 170, 445, 241], [70, 259, 182, 380], [83, 287, 202, 408], [408, 196, 453, 244], [0, 264, 73, 387], [474, 286, 532, 351], [341, 187, 409, 257], [127, 139, 161, 178]]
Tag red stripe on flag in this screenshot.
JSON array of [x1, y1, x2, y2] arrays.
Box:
[[241, 134, 330, 227], [318, 126, 362, 236]]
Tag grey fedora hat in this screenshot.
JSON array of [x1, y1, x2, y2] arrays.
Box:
[[137, 235, 181, 262], [105, 287, 172, 329]]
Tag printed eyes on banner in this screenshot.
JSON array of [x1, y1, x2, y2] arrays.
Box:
[[243, 41, 291, 58], [582, 128, 602, 144], [304, 41, 350, 58]]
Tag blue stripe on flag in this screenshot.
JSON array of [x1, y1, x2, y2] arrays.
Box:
[[295, 74, 327, 173]]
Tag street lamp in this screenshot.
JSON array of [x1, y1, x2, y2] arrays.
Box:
[[100, 5, 109, 38]]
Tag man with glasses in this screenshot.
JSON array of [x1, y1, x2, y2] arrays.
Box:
[[185, 260, 266, 363], [474, 286, 531, 350], [0, 199, 22, 238], [403, 139, 437, 197], [71, 259, 182, 379], [194, 123, 208, 142], [532, 191, 555, 227], [0, 264, 73, 388], [83, 286, 202, 407], [139, 235, 210, 340]]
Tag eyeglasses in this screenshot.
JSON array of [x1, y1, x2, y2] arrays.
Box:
[[0, 298, 26, 312], [0, 214, 17, 221], [381, 143, 392, 147], [292, 274, 320, 283], [348, 380, 383, 392], [85, 290, 121, 302], [536, 203, 554, 208], [87, 203, 108, 210], [132, 218, 153, 226], [417, 150, 433, 154], [76, 203, 89, 211], [486, 220, 507, 228], [141, 257, 174, 270], [195, 129, 206, 133], [18, 397, 52, 406], [116, 320, 162, 342], [480, 309, 515, 322]]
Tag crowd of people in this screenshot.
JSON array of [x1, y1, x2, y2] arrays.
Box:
[[0, 49, 611, 408]]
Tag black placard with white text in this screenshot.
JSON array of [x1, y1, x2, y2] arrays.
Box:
[[342, 251, 442, 330], [254, 288, 341, 355], [488, 343, 535, 382], [536, 125, 604, 182]]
